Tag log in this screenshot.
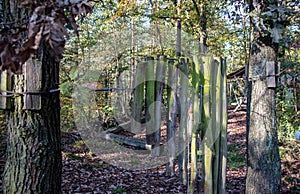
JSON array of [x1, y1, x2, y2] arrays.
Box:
[[99, 132, 152, 150]]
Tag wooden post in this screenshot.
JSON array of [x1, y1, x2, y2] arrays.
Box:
[[218, 58, 227, 193], [202, 56, 215, 194], [189, 56, 201, 193], [212, 58, 221, 193], [23, 59, 42, 110], [130, 61, 145, 134], [0, 71, 12, 109], [178, 58, 189, 184], [145, 56, 155, 147], [166, 59, 177, 176], [266, 61, 276, 88], [153, 55, 166, 155]]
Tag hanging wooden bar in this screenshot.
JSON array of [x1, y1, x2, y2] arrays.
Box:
[[266, 61, 276, 88], [23, 59, 42, 110], [0, 71, 12, 109]]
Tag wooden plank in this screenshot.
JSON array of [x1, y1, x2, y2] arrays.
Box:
[[266, 61, 276, 88], [23, 59, 42, 110], [0, 71, 12, 109]]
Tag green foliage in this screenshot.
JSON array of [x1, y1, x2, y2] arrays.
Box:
[[65, 152, 83, 162], [277, 49, 300, 142], [277, 95, 300, 141], [60, 82, 73, 97], [100, 105, 114, 117], [227, 143, 242, 153], [226, 184, 232, 190], [60, 96, 76, 132], [227, 153, 245, 169], [74, 140, 86, 149], [227, 144, 245, 169]]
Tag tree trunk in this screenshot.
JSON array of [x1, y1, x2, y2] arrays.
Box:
[[246, 1, 281, 193], [4, 53, 61, 194], [2, 1, 61, 193]]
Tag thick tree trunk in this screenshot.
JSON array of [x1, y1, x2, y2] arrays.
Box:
[[4, 53, 61, 194], [246, 1, 281, 193], [2, 1, 61, 193], [246, 79, 281, 194]]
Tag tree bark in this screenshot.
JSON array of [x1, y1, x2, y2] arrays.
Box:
[[4, 57, 61, 194], [2, 1, 61, 193], [246, 1, 281, 193]]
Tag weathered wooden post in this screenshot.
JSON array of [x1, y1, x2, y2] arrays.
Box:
[[219, 58, 227, 193], [0, 60, 43, 110], [153, 55, 166, 155], [189, 56, 201, 193], [0, 71, 12, 109], [166, 59, 177, 176], [131, 60, 145, 134], [23, 59, 42, 110], [202, 56, 215, 194], [178, 58, 189, 184], [145, 56, 156, 148], [212, 58, 221, 193]]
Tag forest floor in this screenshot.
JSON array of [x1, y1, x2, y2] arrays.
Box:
[[0, 106, 299, 193]]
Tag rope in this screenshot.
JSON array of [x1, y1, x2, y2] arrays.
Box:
[[0, 89, 60, 97], [91, 88, 130, 92]]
